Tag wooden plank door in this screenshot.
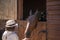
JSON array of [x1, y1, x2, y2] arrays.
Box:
[[47, 0, 60, 40], [0, 0, 17, 20]]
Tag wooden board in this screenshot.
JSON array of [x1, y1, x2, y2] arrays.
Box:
[[0, 0, 17, 20], [47, 0, 60, 40]]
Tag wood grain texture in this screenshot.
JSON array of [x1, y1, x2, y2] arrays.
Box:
[[47, 0, 60, 40], [17, 0, 23, 20], [0, 0, 17, 20]]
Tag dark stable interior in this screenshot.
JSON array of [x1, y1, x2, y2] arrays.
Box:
[[23, 0, 46, 21]]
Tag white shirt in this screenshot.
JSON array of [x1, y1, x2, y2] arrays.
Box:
[[2, 31, 19, 40]]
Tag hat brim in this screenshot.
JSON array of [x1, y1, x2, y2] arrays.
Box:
[[5, 23, 18, 27]]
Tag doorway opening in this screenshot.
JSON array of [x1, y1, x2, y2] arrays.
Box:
[[23, 0, 46, 22]]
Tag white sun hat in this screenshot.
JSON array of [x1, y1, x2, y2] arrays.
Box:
[[5, 20, 18, 27]]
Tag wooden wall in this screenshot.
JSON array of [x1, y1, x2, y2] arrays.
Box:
[[17, 0, 23, 20], [47, 0, 60, 40], [0, 0, 17, 20], [0, 20, 6, 29]]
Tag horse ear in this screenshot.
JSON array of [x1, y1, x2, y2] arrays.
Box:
[[34, 9, 39, 15], [29, 9, 32, 16]]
